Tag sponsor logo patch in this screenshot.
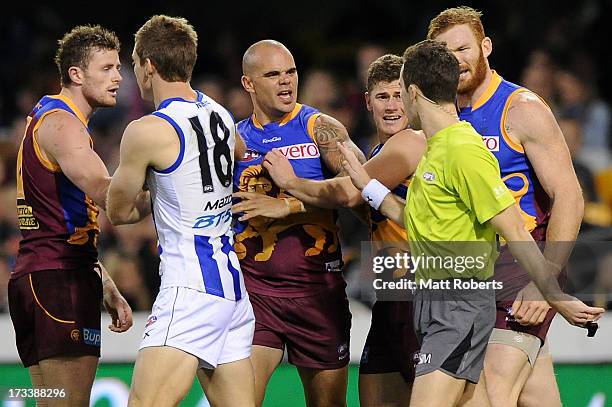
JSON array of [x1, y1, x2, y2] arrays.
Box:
[[415, 352, 432, 365], [83, 328, 101, 347], [325, 260, 342, 273], [145, 315, 157, 328], [242, 150, 261, 162], [482, 136, 500, 152], [262, 136, 281, 144], [423, 172, 436, 182], [277, 143, 320, 160]]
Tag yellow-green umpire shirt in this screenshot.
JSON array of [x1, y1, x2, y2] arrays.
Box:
[[404, 121, 516, 282]]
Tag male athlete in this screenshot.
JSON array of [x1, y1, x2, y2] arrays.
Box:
[[339, 39, 604, 407], [236, 54, 425, 407], [9, 25, 133, 407], [231, 39, 365, 407], [429, 7, 585, 406], [107, 16, 255, 407]]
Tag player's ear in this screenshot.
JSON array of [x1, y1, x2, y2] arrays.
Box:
[[144, 58, 156, 77], [408, 84, 419, 102], [364, 92, 373, 111], [68, 66, 85, 85], [482, 36, 492, 59], [241, 75, 254, 93]]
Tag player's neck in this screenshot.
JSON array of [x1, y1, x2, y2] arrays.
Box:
[[252, 105, 286, 126], [457, 68, 493, 109], [418, 101, 460, 139], [59, 88, 94, 119], [153, 81, 196, 109]]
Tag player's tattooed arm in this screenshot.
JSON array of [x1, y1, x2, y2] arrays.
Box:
[[313, 114, 366, 174]]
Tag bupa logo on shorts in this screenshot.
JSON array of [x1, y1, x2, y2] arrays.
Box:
[[423, 172, 436, 182], [277, 143, 320, 160], [482, 136, 500, 152], [145, 315, 157, 328], [415, 352, 432, 365], [83, 328, 101, 347], [325, 260, 341, 273]]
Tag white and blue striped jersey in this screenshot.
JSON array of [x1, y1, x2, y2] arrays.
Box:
[[146, 91, 245, 301]]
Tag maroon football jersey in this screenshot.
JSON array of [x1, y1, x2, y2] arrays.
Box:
[[13, 95, 99, 278]]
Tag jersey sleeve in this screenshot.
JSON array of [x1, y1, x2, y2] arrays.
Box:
[[449, 143, 515, 224]]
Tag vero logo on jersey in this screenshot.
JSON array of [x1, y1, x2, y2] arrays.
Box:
[[277, 143, 320, 159], [482, 136, 500, 152]]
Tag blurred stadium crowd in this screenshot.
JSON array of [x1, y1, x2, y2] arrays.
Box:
[[1, 1, 611, 313]]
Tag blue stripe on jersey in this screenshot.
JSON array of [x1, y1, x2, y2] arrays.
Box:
[[220, 234, 242, 300], [57, 173, 88, 234], [194, 235, 225, 298], [152, 111, 185, 174]]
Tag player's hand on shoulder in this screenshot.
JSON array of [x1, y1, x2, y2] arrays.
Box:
[[263, 149, 297, 189]]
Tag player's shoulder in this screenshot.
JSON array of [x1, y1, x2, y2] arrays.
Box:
[[389, 128, 426, 145], [122, 115, 175, 147], [383, 129, 426, 155], [36, 109, 88, 148], [39, 109, 84, 133], [508, 89, 550, 115]]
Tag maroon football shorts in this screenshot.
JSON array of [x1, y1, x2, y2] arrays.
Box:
[[249, 285, 351, 369], [494, 261, 558, 344], [8, 267, 103, 367], [359, 300, 420, 383]]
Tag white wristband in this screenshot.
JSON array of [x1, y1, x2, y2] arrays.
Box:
[[361, 179, 390, 210]]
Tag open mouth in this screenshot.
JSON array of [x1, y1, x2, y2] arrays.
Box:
[[382, 114, 402, 124], [277, 89, 293, 103], [108, 88, 119, 97], [459, 68, 470, 80]]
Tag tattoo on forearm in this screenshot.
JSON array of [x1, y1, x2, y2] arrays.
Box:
[[314, 123, 342, 152]]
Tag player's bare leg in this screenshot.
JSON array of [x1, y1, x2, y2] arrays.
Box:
[[458, 371, 491, 407], [197, 357, 256, 407], [128, 347, 198, 407], [409, 370, 466, 407], [483, 343, 532, 407], [29, 364, 49, 407], [518, 348, 561, 407], [297, 365, 348, 407], [359, 372, 412, 407], [251, 345, 284, 407], [37, 355, 98, 407]]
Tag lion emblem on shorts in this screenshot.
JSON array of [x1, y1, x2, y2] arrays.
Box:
[[70, 329, 80, 342], [235, 164, 338, 262]]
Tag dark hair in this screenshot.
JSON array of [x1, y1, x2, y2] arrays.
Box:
[[366, 54, 403, 91], [401, 40, 459, 103], [135, 15, 198, 82], [55, 25, 120, 86]]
